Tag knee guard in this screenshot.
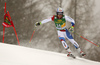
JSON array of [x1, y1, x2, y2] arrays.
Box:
[[59, 37, 69, 50], [61, 41, 69, 49]]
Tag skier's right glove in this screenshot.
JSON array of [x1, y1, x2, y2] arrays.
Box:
[[35, 22, 41, 27]]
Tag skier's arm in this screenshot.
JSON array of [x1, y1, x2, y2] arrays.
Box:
[[35, 15, 54, 26], [65, 15, 75, 28], [41, 17, 52, 24]]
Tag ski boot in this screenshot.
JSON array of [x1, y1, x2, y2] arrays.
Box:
[[67, 52, 76, 59], [80, 51, 86, 56], [77, 48, 86, 57]]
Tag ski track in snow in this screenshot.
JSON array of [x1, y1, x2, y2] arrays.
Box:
[[0, 43, 100, 65]]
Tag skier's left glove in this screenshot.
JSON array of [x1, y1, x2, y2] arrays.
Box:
[[68, 26, 74, 33]]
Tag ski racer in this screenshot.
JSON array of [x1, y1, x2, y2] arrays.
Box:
[[35, 7, 86, 57]]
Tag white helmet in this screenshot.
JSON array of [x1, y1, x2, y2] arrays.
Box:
[[56, 7, 63, 15]]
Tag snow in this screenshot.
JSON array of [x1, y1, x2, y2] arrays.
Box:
[[0, 43, 100, 65]]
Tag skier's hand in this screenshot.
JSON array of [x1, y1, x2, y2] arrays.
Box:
[[35, 22, 41, 27], [68, 26, 74, 33]]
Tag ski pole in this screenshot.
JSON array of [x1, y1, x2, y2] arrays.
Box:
[[74, 32, 99, 47], [29, 27, 36, 43]]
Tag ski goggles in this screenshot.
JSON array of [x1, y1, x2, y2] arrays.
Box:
[[57, 12, 63, 15]]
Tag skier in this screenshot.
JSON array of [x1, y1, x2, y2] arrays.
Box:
[[35, 7, 86, 58]]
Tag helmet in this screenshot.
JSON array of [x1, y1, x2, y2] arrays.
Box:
[[57, 7, 63, 12], [56, 7, 63, 15]]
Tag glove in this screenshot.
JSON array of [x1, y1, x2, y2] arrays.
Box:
[[68, 26, 74, 33], [35, 22, 41, 27]]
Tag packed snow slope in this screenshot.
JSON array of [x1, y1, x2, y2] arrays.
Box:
[[0, 43, 100, 65]]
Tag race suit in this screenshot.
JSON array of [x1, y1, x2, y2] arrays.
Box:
[[41, 15, 79, 50]]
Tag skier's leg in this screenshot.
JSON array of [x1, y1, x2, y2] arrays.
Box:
[[57, 30, 72, 53], [65, 29, 86, 56], [67, 39, 86, 55], [68, 39, 86, 56], [59, 35, 76, 58], [59, 37, 71, 52], [65, 29, 79, 49], [67, 39, 79, 49]]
